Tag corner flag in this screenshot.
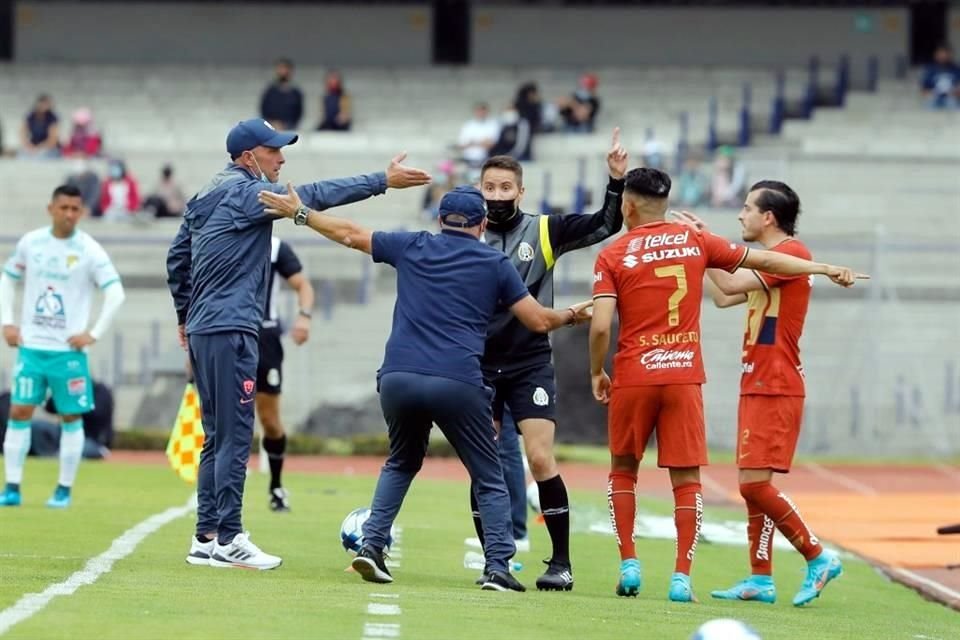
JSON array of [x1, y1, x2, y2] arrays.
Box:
[[166, 383, 204, 483]]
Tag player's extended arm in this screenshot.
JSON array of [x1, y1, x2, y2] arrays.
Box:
[[509, 296, 593, 334], [293, 152, 431, 210], [259, 184, 374, 254], [741, 249, 868, 287], [588, 296, 617, 404], [166, 221, 193, 324], [705, 268, 764, 308]]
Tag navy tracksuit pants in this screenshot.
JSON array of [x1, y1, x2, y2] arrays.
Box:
[[189, 331, 258, 544], [362, 371, 515, 573]]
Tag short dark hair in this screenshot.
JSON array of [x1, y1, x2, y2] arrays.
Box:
[[624, 167, 671, 199], [51, 184, 82, 201], [749, 180, 800, 236], [481, 155, 523, 186]]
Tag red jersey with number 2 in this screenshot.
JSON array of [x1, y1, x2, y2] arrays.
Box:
[[593, 221, 748, 387]]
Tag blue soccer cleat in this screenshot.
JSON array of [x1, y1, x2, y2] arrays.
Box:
[[710, 575, 777, 604], [46, 485, 72, 509], [0, 485, 21, 507], [616, 558, 642, 597], [793, 549, 843, 606], [668, 572, 697, 603]]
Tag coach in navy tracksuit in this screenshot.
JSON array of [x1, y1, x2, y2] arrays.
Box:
[[166, 118, 430, 570], [257, 184, 592, 591]]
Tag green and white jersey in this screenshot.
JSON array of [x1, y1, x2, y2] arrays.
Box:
[[3, 227, 121, 351]]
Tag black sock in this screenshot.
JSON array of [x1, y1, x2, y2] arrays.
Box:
[[537, 475, 570, 566], [469, 485, 485, 549], [196, 534, 211, 543], [262, 435, 287, 491]]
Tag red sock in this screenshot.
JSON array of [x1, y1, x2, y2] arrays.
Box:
[[740, 481, 822, 561], [746, 500, 775, 575], [673, 482, 702, 575], [607, 472, 637, 560]]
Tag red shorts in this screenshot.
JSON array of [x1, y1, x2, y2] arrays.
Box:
[[737, 395, 805, 472], [608, 384, 706, 468]]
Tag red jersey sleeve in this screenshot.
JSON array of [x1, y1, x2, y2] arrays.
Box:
[[702, 232, 749, 273], [593, 251, 617, 298], [756, 239, 812, 288]]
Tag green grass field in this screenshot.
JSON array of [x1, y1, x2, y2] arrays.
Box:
[[0, 460, 956, 640]]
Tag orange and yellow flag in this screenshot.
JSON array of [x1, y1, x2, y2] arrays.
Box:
[[165, 383, 204, 483]]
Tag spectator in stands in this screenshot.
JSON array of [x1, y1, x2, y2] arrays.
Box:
[[921, 44, 960, 110], [19, 94, 60, 158], [65, 158, 102, 216], [316, 70, 352, 131], [260, 58, 304, 131], [641, 128, 666, 170], [675, 155, 709, 208], [422, 159, 460, 220], [457, 102, 500, 168], [144, 164, 187, 218], [557, 73, 600, 133], [709, 146, 747, 208], [488, 105, 532, 162], [63, 108, 103, 158], [99, 160, 141, 220], [515, 82, 545, 134]]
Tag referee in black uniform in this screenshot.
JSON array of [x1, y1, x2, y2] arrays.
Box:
[[257, 235, 314, 512]]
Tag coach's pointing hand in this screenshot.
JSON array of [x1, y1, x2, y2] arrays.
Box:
[[386, 152, 432, 189], [259, 182, 303, 217], [825, 265, 870, 288], [568, 300, 594, 325]]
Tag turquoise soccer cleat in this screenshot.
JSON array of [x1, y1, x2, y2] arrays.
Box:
[[616, 558, 642, 597], [793, 549, 843, 606], [0, 486, 21, 507], [668, 572, 697, 603], [710, 575, 777, 604], [46, 485, 72, 509]]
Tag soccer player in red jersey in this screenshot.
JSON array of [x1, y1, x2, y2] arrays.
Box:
[[681, 182, 845, 607], [589, 169, 865, 601]]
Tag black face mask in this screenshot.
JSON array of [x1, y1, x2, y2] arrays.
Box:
[[485, 199, 518, 224]]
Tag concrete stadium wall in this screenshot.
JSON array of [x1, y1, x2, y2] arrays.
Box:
[[13, 3, 907, 70], [471, 7, 907, 72], [14, 2, 432, 65]]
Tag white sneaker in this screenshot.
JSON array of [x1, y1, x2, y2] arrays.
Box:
[[209, 532, 282, 570], [465, 536, 531, 553], [186, 536, 214, 566]]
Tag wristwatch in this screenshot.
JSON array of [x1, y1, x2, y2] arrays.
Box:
[[293, 205, 310, 226], [298, 309, 312, 320]]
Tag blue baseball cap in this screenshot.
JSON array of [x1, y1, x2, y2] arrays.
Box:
[[226, 118, 299, 159], [439, 186, 487, 228]]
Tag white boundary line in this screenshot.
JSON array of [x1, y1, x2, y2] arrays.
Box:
[[887, 567, 960, 605], [803, 462, 878, 495], [0, 496, 195, 637]]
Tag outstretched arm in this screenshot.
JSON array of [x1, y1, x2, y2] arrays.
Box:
[[285, 152, 431, 211], [741, 250, 868, 287], [259, 184, 374, 254], [548, 128, 628, 258], [509, 296, 592, 334]]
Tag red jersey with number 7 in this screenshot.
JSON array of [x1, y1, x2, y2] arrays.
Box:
[[593, 221, 748, 387]]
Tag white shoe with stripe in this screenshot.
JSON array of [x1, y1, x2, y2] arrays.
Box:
[[209, 532, 282, 570], [186, 536, 214, 566]]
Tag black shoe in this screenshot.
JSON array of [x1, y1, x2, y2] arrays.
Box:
[[269, 487, 291, 512], [536, 559, 574, 591], [481, 570, 526, 592], [475, 573, 488, 586], [352, 546, 393, 584]]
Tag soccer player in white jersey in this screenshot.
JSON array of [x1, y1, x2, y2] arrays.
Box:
[[0, 184, 125, 508]]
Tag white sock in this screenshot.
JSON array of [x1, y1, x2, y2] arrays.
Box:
[[3, 420, 32, 485], [58, 420, 85, 488]]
